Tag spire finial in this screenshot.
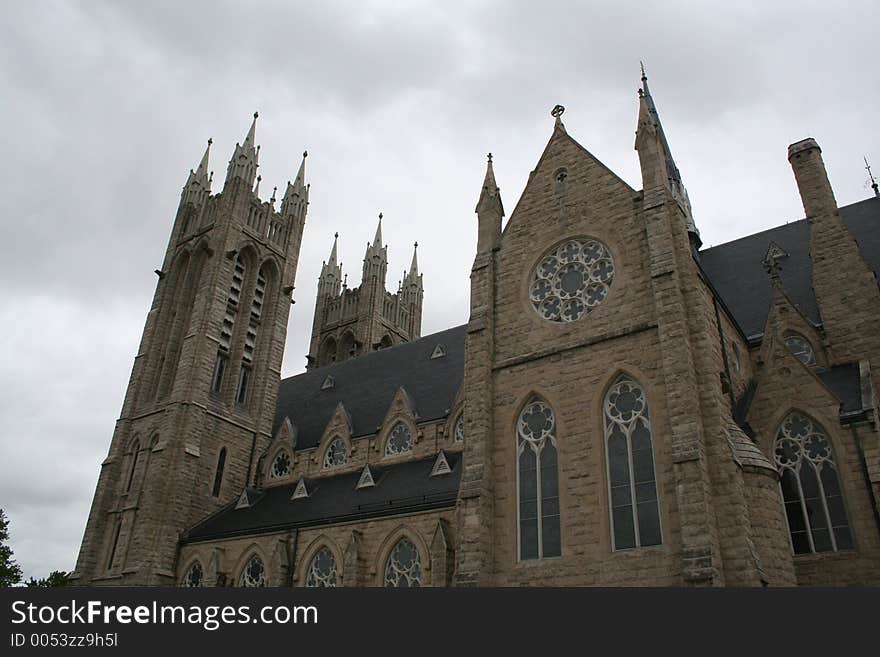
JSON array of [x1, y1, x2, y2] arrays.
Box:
[[271, 185, 277, 203], [487, 152, 493, 163], [254, 174, 262, 196], [640, 60, 647, 82], [865, 156, 880, 199]]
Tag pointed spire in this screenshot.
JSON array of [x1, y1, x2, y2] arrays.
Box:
[[373, 213, 383, 248], [409, 241, 419, 277], [182, 138, 212, 206], [475, 153, 504, 254], [476, 153, 504, 215], [281, 150, 309, 216], [329, 232, 339, 266], [243, 111, 258, 149], [225, 111, 260, 189], [253, 174, 262, 197], [865, 156, 880, 199], [637, 64, 700, 247], [195, 138, 212, 178]]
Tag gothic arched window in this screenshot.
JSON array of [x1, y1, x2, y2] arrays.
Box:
[[529, 238, 614, 323], [603, 376, 661, 550], [305, 547, 338, 587], [385, 422, 413, 456], [239, 555, 266, 587], [516, 396, 561, 560], [784, 333, 816, 366], [270, 451, 291, 479], [383, 538, 421, 587], [774, 412, 852, 554], [182, 561, 203, 587], [323, 438, 348, 468]]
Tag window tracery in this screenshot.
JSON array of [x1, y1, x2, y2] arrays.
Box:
[[323, 438, 348, 468], [529, 238, 614, 322], [517, 397, 561, 559], [239, 555, 266, 587], [603, 376, 661, 550], [305, 547, 338, 587], [385, 422, 413, 456], [383, 538, 421, 587], [774, 412, 851, 553]]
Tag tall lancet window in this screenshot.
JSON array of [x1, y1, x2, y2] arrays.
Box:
[[774, 412, 851, 554], [603, 376, 661, 550], [516, 396, 561, 560]]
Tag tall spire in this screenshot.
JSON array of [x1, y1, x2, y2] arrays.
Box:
[[865, 156, 880, 199], [282, 150, 309, 216], [329, 232, 339, 267], [638, 64, 700, 247], [409, 241, 419, 277], [475, 153, 504, 253], [363, 212, 388, 283], [373, 212, 383, 248], [181, 138, 212, 206], [224, 111, 260, 189]]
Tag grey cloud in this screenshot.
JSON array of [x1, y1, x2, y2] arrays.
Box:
[[1, 0, 878, 578]]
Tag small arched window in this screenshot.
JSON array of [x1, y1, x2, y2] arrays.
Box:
[[239, 555, 266, 587], [383, 538, 421, 587], [774, 412, 851, 553], [784, 333, 816, 366], [516, 396, 561, 560], [453, 414, 464, 443], [604, 376, 661, 550], [323, 438, 348, 468], [270, 451, 291, 479], [182, 561, 203, 587], [305, 547, 338, 587], [212, 447, 227, 497], [385, 422, 413, 456], [125, 440, 141, 493]]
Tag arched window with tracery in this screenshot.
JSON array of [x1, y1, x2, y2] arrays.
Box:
[[516, 396, 561, 560], [270, 450, 291, 479], [774, 412, 851, 553], [239, 554, 266, 587], [323, 438, 348, 468], [305, 546, 338, 587], [385, 422, 412, 456], [383, 537, 421, 587], [182, 561, 203, 587], [603, 376, 661, 550]]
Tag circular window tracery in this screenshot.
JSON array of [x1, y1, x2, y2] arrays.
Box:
[[529, 238, 614, 322], [270, 451, 291, 479], [323, 437, 348, 469], [385, 422, 413, 456]]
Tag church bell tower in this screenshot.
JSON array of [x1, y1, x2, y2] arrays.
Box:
[[73, 114, 310, 585]]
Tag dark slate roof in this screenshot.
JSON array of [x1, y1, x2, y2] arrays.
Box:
[[185, 453, 461, 542], [274, 324, 466, 450], [818, 363, 863, 415], [700, 197, 880, 340]]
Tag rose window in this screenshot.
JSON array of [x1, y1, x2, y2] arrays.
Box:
[[529, 238, 614, 322], [270, 451, 291, 479]]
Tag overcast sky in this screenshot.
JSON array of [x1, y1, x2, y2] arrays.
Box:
[[1, 0, 878, 580]]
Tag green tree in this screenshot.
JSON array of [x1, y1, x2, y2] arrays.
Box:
[[26, 571, 72, 587], [0, 508, 23, 587]]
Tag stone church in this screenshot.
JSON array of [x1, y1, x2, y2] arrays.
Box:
[[73, 71, 880, 587]]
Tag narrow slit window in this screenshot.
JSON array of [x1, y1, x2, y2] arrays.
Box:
[[212, 447, 226, 497]]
